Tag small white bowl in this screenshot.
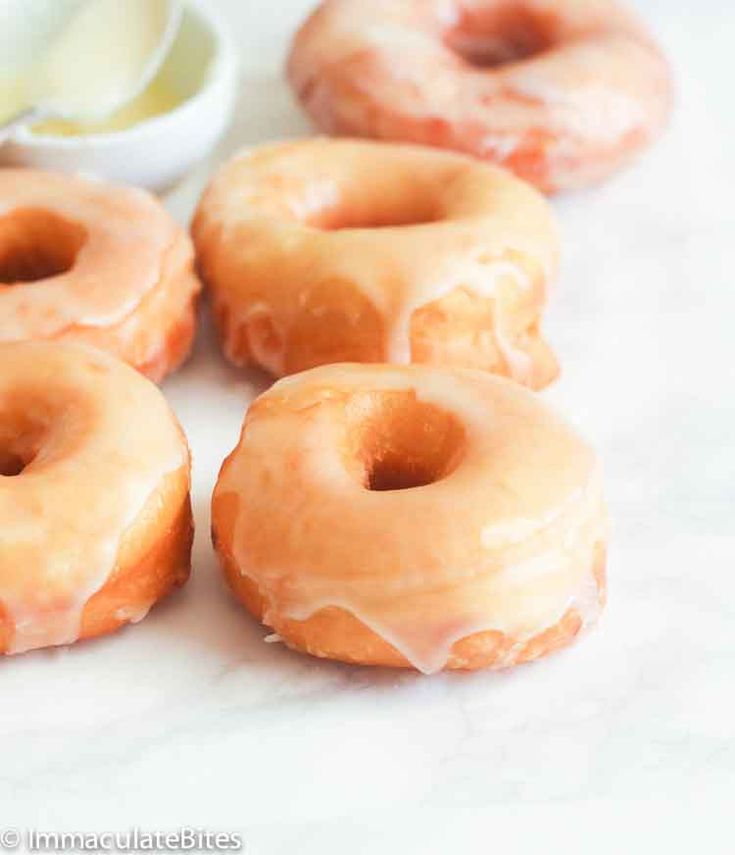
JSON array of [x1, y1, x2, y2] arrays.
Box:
[[0, 0, 238, 191]]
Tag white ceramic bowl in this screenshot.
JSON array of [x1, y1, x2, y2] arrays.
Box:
[[0, 0, 238, 191]]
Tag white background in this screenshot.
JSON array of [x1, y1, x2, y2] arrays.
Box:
[[1, 1, 734, 853]]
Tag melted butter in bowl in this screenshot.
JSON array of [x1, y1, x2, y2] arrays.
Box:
[[0, 78, 28, 127], [31, 3, 213, 138], [32, 79, 182, 137], [1, 1, 238, 190]]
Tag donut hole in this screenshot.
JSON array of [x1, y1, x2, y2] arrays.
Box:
[[0, 451, 27, 477], [0, 404, 58, 477], [445, 7, 554, 68], [0, 431, 40, 477], [0, 208, 87, 284], [309, 196, 441, 230], [347, 391, 465, 491]]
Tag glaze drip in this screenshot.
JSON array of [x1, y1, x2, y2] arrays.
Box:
[[0, 342, 188, 653], [0, 170, 180, 340], [197, 140, 558, 382], [215, 363, 607, 673]]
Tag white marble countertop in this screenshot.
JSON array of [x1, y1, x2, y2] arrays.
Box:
[[1, 1, 733, 853]]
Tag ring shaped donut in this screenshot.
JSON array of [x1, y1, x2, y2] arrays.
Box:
[[287, 0, 672, 192], [0, 169, 201, 382], [0, 342, 193, 655], [212, 363, 607, 673], [193, 138, 559, 389]]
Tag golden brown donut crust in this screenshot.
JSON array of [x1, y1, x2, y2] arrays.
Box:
[[193, 139, 559, 389], [0, 471, 192, 654], [0, 342, 194, 654], [212, 363, 608, 673], [216, 526, 606, 671], [54, 232, 202, 383], [0, 170, 201, 383], [287, 0, 672, 192]]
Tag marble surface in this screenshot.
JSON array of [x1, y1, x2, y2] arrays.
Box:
[[1, 1, 734, 853]]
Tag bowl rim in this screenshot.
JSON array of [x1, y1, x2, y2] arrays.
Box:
[[7, 0, 239, 149]]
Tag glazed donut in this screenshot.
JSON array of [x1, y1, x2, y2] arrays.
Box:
[[287, 0, 672, 192], [193, 138, 559, 389], [0, 169, 201, 382], [0, 341, 193, 655], [212, 363, 607, 673]]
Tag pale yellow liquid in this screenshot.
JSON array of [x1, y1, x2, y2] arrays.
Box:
[[0, 0, 181, 136], [31, 78, 181, 136], [0, 77, 30, 125]]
